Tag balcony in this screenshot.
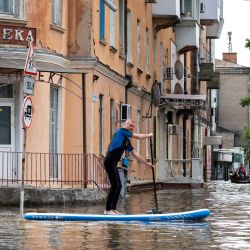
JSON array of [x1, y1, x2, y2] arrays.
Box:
[[206, 0, 224, 38], [200, 0, 221, 26], [199, 63, 220, 89], [175, 20, 199, 53], [152, 0, 181, 31]]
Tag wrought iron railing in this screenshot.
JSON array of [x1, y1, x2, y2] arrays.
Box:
[[0, 151, 110, 190]]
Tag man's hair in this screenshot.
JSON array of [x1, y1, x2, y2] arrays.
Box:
[[124, 119, 135, 126]]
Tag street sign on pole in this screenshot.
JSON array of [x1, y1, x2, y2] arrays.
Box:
[[24, 42, 37, 76], [22, 96, 33, 129], [23, 76, 35, 95]]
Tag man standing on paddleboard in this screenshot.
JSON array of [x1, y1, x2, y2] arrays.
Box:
[[104, 119, 154, 215]]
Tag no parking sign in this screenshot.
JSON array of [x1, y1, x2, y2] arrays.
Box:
[[22, 96, 33, 129]]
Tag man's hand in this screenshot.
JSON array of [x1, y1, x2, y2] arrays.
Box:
[[147, 162, 155, 168], [148, 133, 153, 138]]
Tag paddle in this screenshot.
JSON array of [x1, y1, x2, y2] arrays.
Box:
[[147, 137, 161, 214]]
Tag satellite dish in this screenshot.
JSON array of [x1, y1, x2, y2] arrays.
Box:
[[151, 83, 161, 107], [174, 60, 184, 80]]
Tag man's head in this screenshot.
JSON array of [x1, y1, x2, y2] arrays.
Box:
[[123, 119, 135, 132]]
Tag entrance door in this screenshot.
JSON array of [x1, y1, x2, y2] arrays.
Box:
[[0, 102, 15, 179]]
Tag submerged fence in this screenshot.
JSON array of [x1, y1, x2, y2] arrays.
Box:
[[0, 151, 110, 190]]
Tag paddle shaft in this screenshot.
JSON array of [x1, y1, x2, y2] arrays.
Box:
[[150, 137, 158, 212]]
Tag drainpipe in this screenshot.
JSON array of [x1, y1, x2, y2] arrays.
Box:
[[82, 73, 87, 188], [124, 0, 128, 104]]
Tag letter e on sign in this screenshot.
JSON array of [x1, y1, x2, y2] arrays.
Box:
[[22, 96, 33, 129]]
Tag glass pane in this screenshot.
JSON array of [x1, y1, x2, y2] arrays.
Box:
[[0, 0, 14, 14], [0, 84, 13, 98], [0, 106, 11, 144]]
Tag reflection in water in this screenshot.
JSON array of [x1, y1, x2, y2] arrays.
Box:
[[0, 181, 250, 249]]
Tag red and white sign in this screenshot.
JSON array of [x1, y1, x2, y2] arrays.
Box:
[[24, 42, 37, 75], [22, 96, 33, 129]]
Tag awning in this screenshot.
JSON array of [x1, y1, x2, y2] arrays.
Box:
[[161, 94, 206, 109], [0, 57, 84, 74]]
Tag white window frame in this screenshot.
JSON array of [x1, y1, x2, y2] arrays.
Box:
[[146, 28, 149, 74], [52, 0, 63, 27], [146, 118, 149, 159], [137, 19, 141, 69], [127, 9, 132, 63], [0, 0, 24, 19], [49, 85, 62, 179], [137, 110, 141, 153], [109, 0, 115, 47]]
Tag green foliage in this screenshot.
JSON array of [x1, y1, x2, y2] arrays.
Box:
[[240, 96, 250, 107], [241, 126, 250, 162], [246, 38, 250, 49]]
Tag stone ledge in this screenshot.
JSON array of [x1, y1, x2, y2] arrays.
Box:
[[0, 187, 106, 207]]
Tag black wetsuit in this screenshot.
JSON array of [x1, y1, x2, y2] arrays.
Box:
[[104, 128, 134, 211]]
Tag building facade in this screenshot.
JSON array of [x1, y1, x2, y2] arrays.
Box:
[[0, 0, 224, 188]]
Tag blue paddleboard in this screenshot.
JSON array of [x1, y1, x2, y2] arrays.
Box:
[[24, 208, 210, 222]]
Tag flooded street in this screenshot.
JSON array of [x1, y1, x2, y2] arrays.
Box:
[[1, 181, 250, 249]]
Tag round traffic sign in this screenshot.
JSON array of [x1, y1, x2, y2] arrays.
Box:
[[22, 96, 33, 129]]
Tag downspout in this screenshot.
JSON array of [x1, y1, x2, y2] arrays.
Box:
[[124, 0, 128, 104], [82, 73, 87, 188]]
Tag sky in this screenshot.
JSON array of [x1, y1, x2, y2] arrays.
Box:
[[215, 0, 250, 67]]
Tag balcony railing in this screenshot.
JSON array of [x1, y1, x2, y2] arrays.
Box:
[[0, 151, 110, 190]]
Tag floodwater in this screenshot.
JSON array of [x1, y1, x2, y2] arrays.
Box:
[[1, 181, 250, 250]]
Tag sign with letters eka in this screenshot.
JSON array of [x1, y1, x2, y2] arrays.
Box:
[[0, 25, 36, 46]]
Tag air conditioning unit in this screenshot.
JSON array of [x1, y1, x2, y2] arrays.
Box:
[[169, 125, 178, 135], [163, 66, 173, 80], [121, 104, 131, 121]]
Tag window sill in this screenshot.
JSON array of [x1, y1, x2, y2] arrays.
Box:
[[0, 17, 28, 25], [127, 61, 134, 68], [119, 51, 126, 60], [137, 68, 143, 74], [50, 23, 65, 33], [99, 39, 108, 46], [109, 45, 118, 54]]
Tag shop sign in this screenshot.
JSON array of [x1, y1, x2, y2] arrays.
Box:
[[0, 25, 36, 45]]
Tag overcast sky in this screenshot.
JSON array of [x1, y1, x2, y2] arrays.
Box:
[[215, 0, 250, 67]]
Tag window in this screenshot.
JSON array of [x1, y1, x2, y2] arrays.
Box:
[[126, 9, 132, 63], [137, 110, 141, 153], [119, 0, 124, 51], [0, 0, 23, 18], [110, 0, 115, 47], [50, 86, 59, 178], [146, 118, 149, 159], [160, 42, 164, 93], [100, 0, 105, 40], [110, 99, 115, 140], [153, 34, 156, 71], [137, 19, 141, 69], [146, 28, 149, 74], [52, 0, 63, 27], [0, 106, 11, 144], [0, 84, 13, 98], [99, 95, 104, 156], [0, 0, 14, 14]]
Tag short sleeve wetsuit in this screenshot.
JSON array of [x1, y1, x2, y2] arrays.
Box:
[[104, 128, 134, 211]]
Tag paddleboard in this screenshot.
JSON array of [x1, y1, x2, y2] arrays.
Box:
[[24, 208, 210, 222]]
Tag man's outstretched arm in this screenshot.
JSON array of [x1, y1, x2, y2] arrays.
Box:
[[132, 132, 153, 140], [131, 150, 155, 168]]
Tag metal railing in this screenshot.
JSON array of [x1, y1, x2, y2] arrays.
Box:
[[0, 151, 110, 190]]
